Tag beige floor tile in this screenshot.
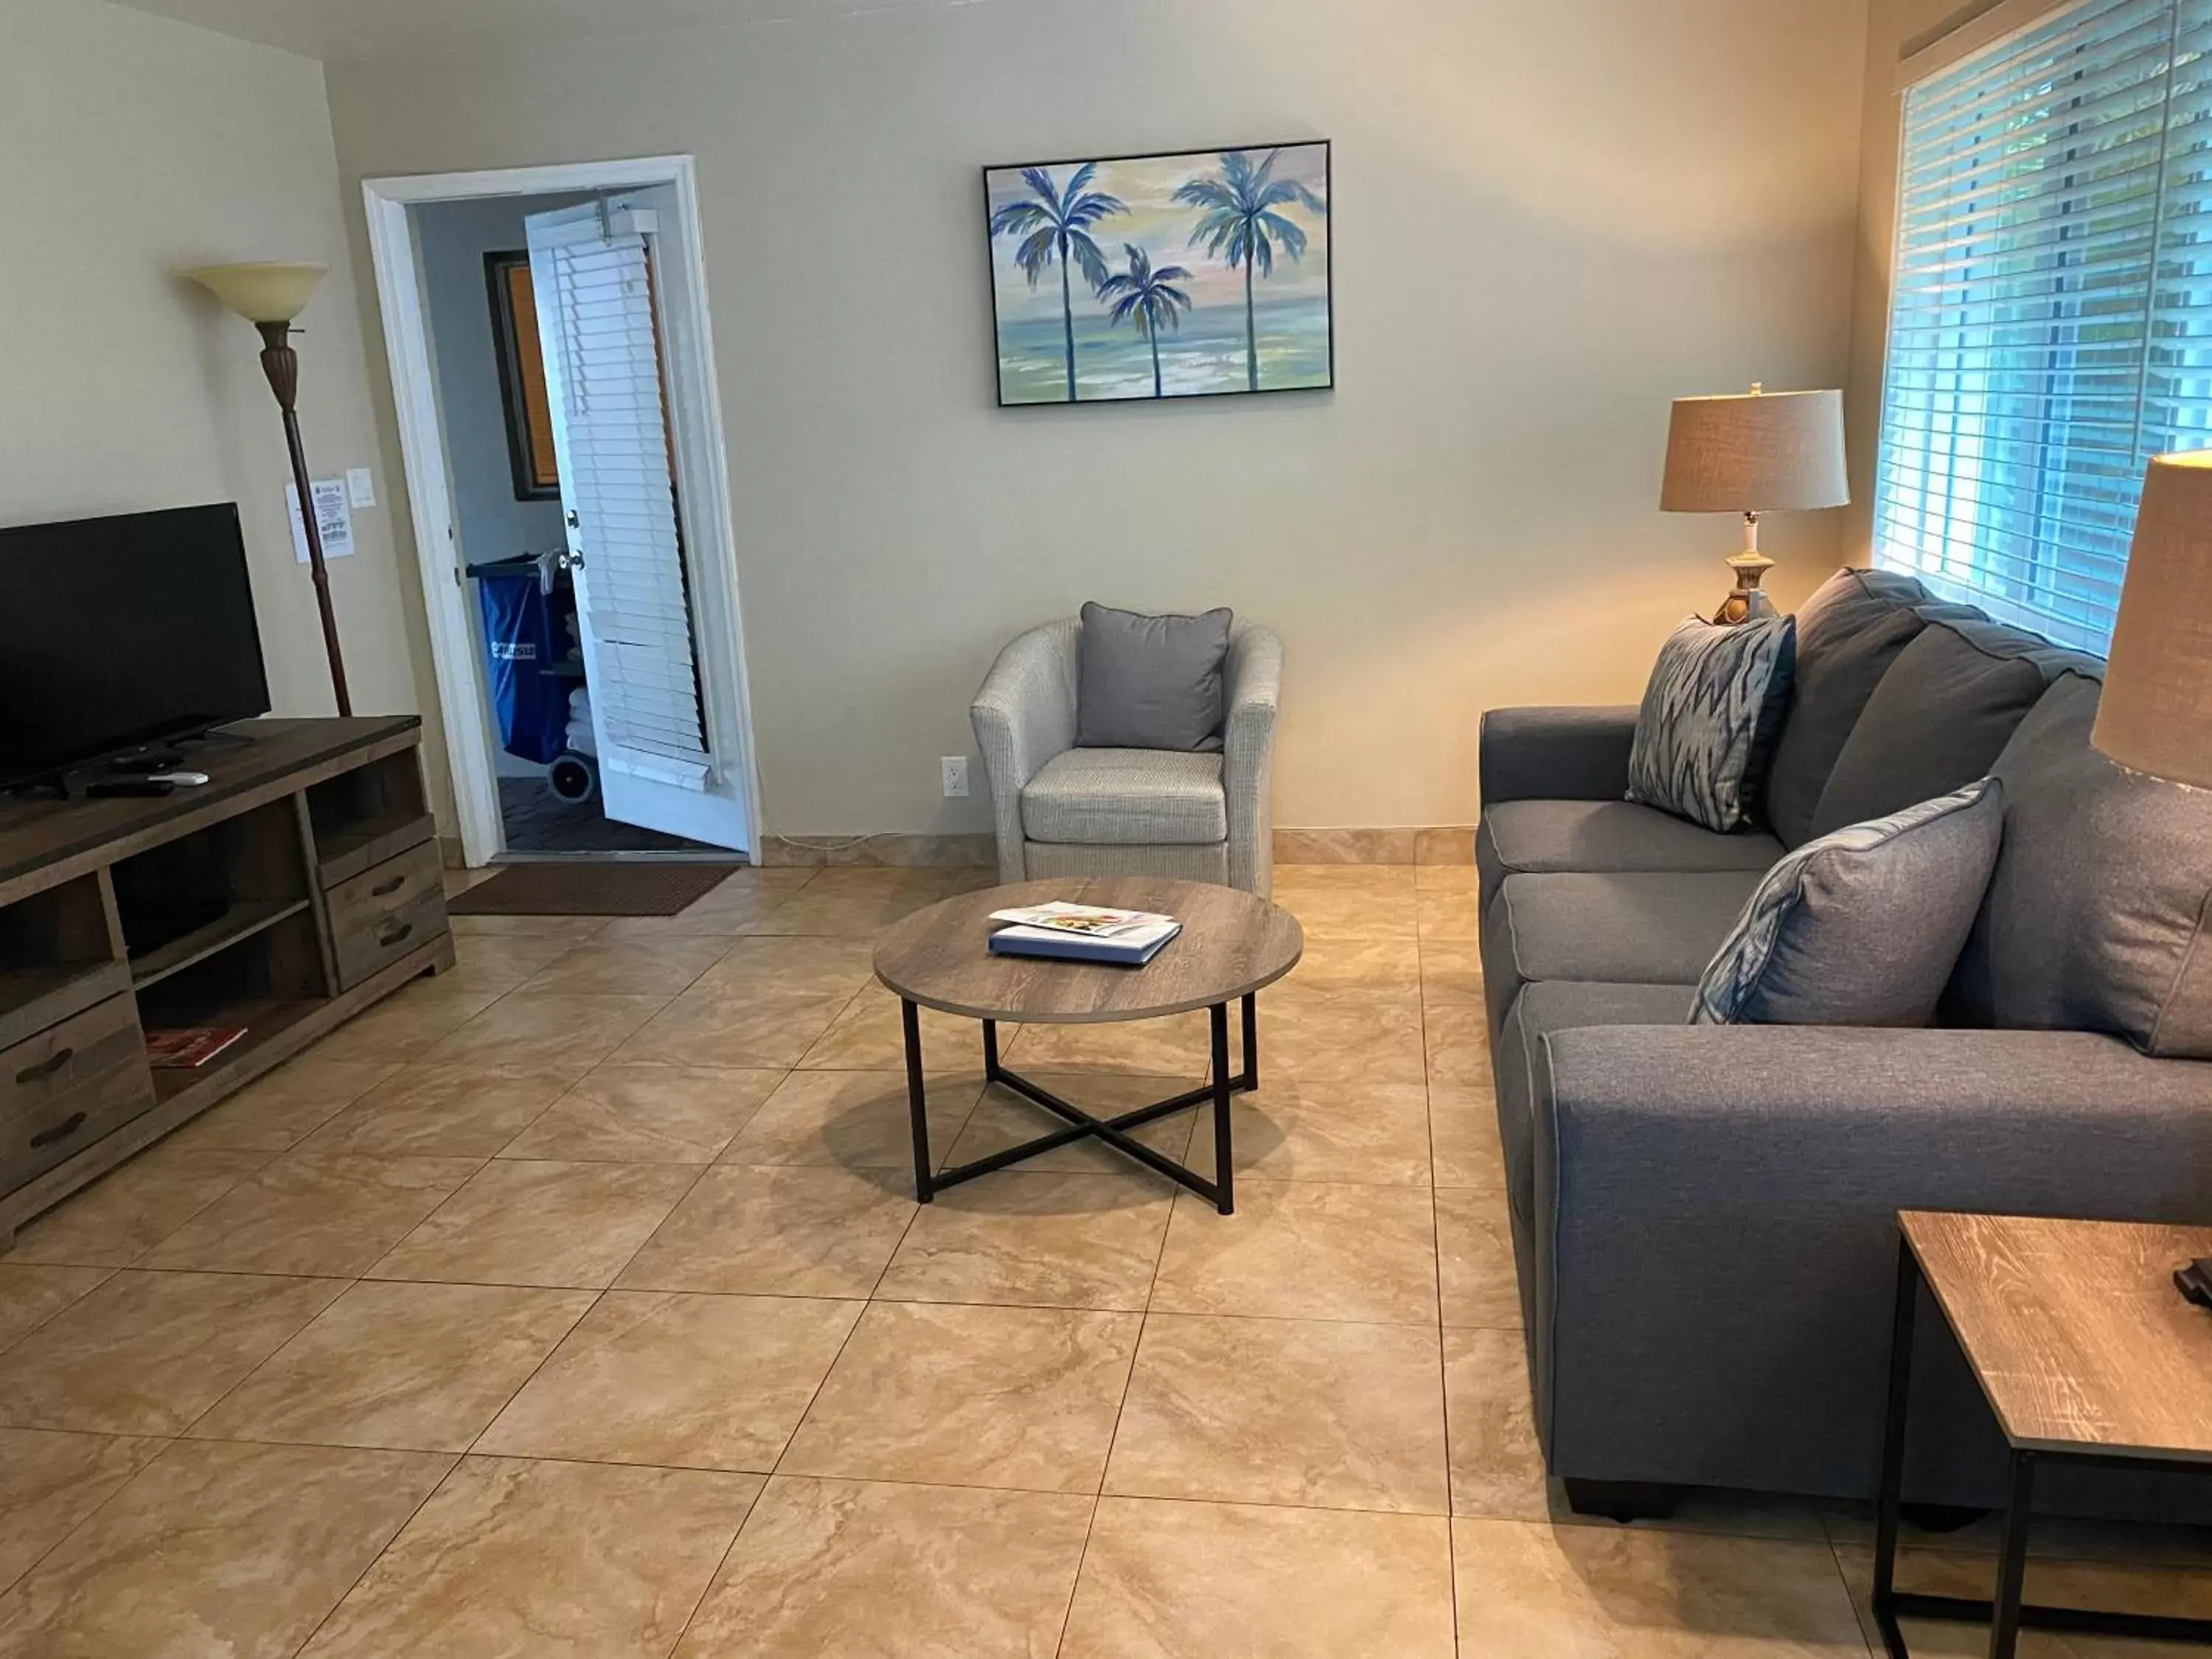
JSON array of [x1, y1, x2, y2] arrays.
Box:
[[307, 978, 510, 1062], [689, 933, 878, 997], [0, 1265, 111, 1354], [1452, 1517, 1871, 1655], [1444, 1325, 1548, 1521], [745, 872, 949, 936], [0, 1429, 167, 1596], [796, 986, 993, 1073], [501, 1065, 782, 1163], [1416, 888, 1486, 941], [1152, 1178, 1439, 1325], [674, 1476, 1093, 1658], [140, 1151, 482, 1277], [1425, 1001, 1492, 1088], [618, 1164, 917, 1296], [0, 1439, 451, 1658], [720, 1068, 982, 1169], [0, 1144, 271, 1268], [368, 1158, 698, 1289], [1106, 1312, 1448, 1513], [1256, 984, 1428, 1087], [1276, 885, 1422, 942], [190, 1279, 594, 1452], [425, 992, 669, 1071], [437, 932, 590, 992], [779, 1301, 1140, 1493], [1184, 1076, 1434, 1187], [611, 987, 855, 1069], [876, 1171, 1174, 1310], [449, 914, 612, 942], [1273, 862, 1422, 894], [1835, 1542, 2212, 1656], [1436, 1186, 1521, 1329], [939, 1073, 1202, 1175], [1823, 1501, 2212, 1567], [477, 1291, 862, 1471], [0, 1270, 342, 1434], [597, 874, 818, 939], [296, 1455, 760, 1659], [514, 936, 734, 998], [1006, 1009, 1215, 1076], [296, 1063, 576, 1158], [1416, 863, 1486, 893], [1060, 1496, 1456, 1658], [164, 1057, 401, 1152], [1287, 932, 1423, 995], [1429, 1084, 1505, 1190], [1419, 934, 1486, 1003]]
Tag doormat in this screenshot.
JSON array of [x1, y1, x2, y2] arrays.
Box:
[[449, 862, 745, 917]]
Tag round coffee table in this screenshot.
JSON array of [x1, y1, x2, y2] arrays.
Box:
[[874, 877, 1304, 1214]]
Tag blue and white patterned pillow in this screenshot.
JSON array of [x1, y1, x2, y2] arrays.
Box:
[[1626, 616, 1797, 833], [1692, 776, 2004, 1026]]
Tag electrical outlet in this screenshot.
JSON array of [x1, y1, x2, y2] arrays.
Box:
[[940, 756, 970, 799]]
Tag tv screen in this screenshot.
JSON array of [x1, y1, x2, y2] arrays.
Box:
[[0, 504, 271, 787]]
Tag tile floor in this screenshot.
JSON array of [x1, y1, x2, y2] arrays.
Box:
[[1, 861, 2208, 1655]]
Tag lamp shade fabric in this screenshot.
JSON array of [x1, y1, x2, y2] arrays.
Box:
[[2093, 451, 2212, 787], [1660, 387, 1848, 515], [182, 262, 328, 324]]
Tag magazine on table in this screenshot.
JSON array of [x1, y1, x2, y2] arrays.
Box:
[[987, 901, 1181, 965]]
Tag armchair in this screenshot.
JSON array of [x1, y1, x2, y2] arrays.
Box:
[[970, 618, 1281, 896]]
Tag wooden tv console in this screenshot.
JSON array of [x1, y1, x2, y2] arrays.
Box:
[[0, 716, 452, 1250]]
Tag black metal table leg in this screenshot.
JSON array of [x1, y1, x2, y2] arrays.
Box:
[[1209, 1001, 1234, 1215], [1240, 992, 1258, 1091], [981, 1018, 1000, 1082], [1988, 1453, 2035, 1659], [901, 998, 933, 1204], [1873, 1239, 1919, 1659]]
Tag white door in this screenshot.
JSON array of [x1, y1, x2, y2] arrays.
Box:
[[526, 192, 751, 851]]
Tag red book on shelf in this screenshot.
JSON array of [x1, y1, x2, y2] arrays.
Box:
[[144, 1027, 248, 1068]]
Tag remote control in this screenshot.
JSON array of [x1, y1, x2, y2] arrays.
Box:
[[86, 779, 176, 798]]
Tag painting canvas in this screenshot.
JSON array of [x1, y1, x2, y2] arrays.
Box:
[[985, 142, 1332, 406]]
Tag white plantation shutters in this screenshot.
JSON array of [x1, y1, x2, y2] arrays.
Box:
[[538, 228, 710, 782], [1877, 0, 2212, 650]]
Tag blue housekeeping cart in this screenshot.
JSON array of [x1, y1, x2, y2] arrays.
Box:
[[470, 555, 594, 800]]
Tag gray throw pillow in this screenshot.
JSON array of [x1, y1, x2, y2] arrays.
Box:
[[1076, 601, 1233, 752], [1692, 777, 2003, 1027], [1625, 615, 1796, 834]]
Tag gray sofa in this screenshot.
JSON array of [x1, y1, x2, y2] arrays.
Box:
[[1478, 568, 2212, 1520]]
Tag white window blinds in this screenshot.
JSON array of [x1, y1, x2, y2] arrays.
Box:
[[1877, 0, 2212, 650]]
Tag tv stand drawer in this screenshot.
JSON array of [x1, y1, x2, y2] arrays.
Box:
[[329, 841, 447, 990], [0, 995, 155, 1192]]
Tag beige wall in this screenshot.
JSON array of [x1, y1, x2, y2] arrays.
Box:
[[323, 0, 1867, 836], [0, 0, 448, 815]]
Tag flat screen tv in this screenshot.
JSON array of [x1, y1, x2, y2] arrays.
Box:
[[0, 504, 271, 787]]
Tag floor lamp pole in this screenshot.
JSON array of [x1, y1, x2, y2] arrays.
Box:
[[254, 319, 352, 717]]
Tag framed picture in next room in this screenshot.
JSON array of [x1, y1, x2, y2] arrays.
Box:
[[984, 141, 1332, 406]]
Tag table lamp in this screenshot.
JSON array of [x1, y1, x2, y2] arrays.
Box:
[[1660, 383, 1849, 625], [182, 261, 350, 717]]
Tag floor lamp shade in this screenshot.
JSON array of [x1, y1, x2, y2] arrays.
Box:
[[2094, 451, 2212, 788], [181, 262, 327, 324]]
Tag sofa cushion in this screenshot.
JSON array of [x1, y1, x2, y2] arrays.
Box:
[[1075, 601, 1233, 752], [1808, 609, 2098, 840], [1627, 615, 1797, 833], [1764, 568, 1930, 848], [1020, 748, 1226, 845], [1948, 672, 2212, 1058], [1693, 777, 2003, 1028], [1476, 799, 1781, 908], [1481, 869, 1763, 1032]]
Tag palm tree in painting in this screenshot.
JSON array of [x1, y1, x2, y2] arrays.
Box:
[[1097, 244, 1195, 399], [989, 163, 1127, 402], [1174, 149, 1326, 392]]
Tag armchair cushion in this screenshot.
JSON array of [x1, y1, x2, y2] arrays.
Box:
[[1076, 601, 1233, 752], [1020, 748, 1228, 846]]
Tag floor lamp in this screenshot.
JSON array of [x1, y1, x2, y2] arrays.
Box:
[[183, 261, 352, 717]]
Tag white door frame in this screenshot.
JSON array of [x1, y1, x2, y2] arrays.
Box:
[[361, 156, 762, 866]]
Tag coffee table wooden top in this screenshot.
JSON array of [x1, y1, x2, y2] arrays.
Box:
[[873, 877, 1304, 1025], [1901, 1211, 2212, 1463]]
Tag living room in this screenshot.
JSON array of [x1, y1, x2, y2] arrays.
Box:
[[1, 0, 2208, 1652]]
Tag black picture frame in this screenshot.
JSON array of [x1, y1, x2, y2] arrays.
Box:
[[484, 250, 561, 501]]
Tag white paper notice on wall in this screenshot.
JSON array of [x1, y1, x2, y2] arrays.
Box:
[[286, 478, 355, 564]]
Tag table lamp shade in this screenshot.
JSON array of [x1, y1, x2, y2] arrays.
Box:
[[182, 262, 327, 324], [2093, 451, 2212, 787], [1660, 387, 1848, 514]]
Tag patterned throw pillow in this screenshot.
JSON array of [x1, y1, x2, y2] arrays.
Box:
[[1626, 616, 1797, 833], [1692, 777, 2004, 1027]]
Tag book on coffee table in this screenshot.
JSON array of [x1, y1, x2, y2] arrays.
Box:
[[987, 902, 1181, 965], [145, 1026, 248, 1068]]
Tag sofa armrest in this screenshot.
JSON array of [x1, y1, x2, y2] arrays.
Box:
[[1528, 1023, 2212, 1498], [1479, 706, 1639, 805], [1224, 625, 1283, 895], [970, 620, 1080, 882]]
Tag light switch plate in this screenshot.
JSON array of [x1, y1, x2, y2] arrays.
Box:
[[346, 467, 377, 507]]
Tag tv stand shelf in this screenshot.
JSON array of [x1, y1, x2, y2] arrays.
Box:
[[0, 717, 451, 1249]]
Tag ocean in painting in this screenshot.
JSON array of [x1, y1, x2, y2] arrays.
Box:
[[987, 142, 1332, 406]]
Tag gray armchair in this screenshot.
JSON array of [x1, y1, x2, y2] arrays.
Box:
[[970, 618, 1281, 896]]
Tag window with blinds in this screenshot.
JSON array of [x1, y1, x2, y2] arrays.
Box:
[[1877, 0, 2212, 650]]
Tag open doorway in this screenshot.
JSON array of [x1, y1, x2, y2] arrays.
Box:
[[363, 159, 759, 866]]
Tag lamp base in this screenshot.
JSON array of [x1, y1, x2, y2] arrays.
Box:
[[1711, 549, 1777, 627]]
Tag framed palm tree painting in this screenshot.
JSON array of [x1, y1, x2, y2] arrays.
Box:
[[984, 142, 1332, 406]]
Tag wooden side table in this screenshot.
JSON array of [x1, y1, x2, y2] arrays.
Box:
[[1875, 1211, 2212, 1658]]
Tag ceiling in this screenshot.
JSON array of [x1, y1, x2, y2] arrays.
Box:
[[105, 0, 948, 63]]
